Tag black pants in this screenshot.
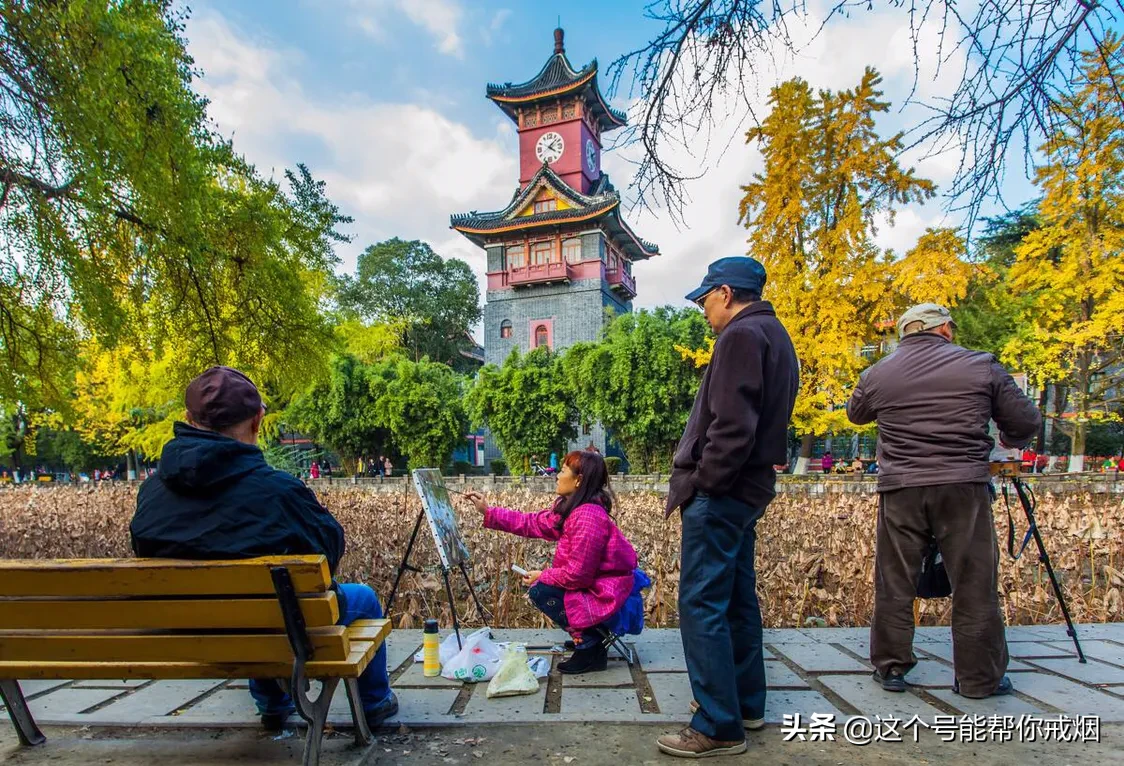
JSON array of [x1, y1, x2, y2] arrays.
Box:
[[527, 583, 606, 650], [871, 483, 1009, 697]]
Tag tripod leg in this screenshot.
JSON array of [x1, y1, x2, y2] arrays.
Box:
[[442, 567, 463, 651], [386, 508, 425, 614], [459, 560, 492, 626], [1013, 479, 1086, 663]]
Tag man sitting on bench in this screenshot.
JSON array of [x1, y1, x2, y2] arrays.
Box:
[[129, 366, 398, 732]]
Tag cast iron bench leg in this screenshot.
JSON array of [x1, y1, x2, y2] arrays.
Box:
[[344, 678, 372, 746], [0, 680, 47, 746], [291, 674, 339, 766]]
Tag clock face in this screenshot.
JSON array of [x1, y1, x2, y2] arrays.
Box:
[[585, 139, 598, 173], [535, 132, 564, 164]]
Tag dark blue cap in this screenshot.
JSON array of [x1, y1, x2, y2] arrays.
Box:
[[685, 256, 767, 303]]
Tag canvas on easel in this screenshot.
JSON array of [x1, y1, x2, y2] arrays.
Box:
[[412, 468, 471, 569], [386, 468, 490, 649]]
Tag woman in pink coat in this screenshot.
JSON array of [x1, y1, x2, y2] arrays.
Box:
[[465, 450, 637, 674]]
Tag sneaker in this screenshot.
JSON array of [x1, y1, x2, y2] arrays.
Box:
[[688, 700, 765, 730], [260, 710, 294, 733], [872, 669, 907, 692], [363, 691, 399, 729], [656, 727, 746, 758], [558, 645, 608, 674], [953, 675, 1014, 698]]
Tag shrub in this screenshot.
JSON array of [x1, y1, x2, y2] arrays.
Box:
[[490, 459, 507, 476], [605, 456, 622, 475]]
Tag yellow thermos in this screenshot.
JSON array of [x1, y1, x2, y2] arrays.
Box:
[[423, 619, 441, 677]]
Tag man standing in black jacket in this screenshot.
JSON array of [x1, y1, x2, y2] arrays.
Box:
[[131, 366, 398, 731], [656, 258, 799, 759]]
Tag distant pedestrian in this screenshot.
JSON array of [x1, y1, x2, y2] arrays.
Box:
[[310, 461, 320, 480], [821, 451, 834, 474], [658, 256, 799, 758]]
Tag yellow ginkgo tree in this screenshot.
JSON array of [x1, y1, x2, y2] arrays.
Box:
[[1002, 37, 1124, 471]]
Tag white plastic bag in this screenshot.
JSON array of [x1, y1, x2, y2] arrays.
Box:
[[414, 627, 489, 666], [486, 644, 540, 698], [441, 628, 503, 682]]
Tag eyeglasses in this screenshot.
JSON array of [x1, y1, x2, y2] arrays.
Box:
[[693, 289, 714, 309]]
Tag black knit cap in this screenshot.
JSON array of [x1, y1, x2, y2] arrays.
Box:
[[185, 366, 263, 429]]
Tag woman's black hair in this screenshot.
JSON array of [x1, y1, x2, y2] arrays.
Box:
[[552, 450, 615, 529]]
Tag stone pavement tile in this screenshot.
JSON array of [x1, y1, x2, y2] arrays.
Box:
[[798, 628, 870, 642], [83, 681, 229, 725], [386, 630, 423, 672], [928, 688, 1044, 716], [817, 675, 944, 719], [178, 689, 257, 720], [645, 673, 693, 718], [766, 661, 810, 689], [460, 680, 546, 722], [1022, 657, 1124, 686], [900, 660, 955, 689], [916, 643, 1035, 670], [1071, 623, 1124, 641], [396, 663, 464, 687], [1005, 626, 1065, 641], [11, 680, 72, 698], [765, 691, 843, 724], [562, 660, 634, 687], [1046, 640, 1124, 668], [560, 688, 639, 716], [911, 627, 952, 643], [772, 644, 868, 673], [72, 679, 149, 689], [1013, 672, 1124, 720], [328, 685, 459, 725], [28, 688, 126, 722], [487, 629, 568, 646], [766, 628, 812, 643], [638, 642, 687, 672], [1009, 642, 1076, 659]]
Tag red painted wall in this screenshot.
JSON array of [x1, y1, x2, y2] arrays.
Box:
[[519, 120, 601, 193]]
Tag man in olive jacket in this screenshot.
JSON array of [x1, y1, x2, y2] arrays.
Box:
[[847, 304, 1041, 699], [656, 257, 799, 759]]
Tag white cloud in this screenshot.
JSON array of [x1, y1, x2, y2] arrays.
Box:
[[482, 8, 512, 47], [347, 0, 464, 57], [188, 9, 514, 285]]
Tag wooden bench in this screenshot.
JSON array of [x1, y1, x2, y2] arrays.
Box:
[[0, 555, 391, 766]]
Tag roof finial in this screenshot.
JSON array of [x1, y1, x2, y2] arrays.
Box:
[[554, 26, 564, 55]]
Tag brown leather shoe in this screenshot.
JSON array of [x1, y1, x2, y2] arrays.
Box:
[[688, 699, 765, 730], [656, 727, 746, 758]]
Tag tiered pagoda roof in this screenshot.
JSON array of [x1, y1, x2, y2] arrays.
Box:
[[450, 164, 659, 261], [486, 29, 627, 131]]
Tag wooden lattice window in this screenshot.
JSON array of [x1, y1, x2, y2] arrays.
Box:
[[507, 245, 526, 269], [562, 238, 582, 264]]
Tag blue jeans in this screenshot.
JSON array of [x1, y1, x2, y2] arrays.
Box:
[[527, 582, 606, 650], [679, 493, 767, 742], [249, 583, 392, 716]]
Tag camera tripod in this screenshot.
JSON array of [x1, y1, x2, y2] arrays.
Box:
[[995, 463, 1086, 662]]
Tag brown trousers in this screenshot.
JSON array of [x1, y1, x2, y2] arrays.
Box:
[[870, 483, 1009, 697]]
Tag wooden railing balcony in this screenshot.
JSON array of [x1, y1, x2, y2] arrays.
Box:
[[509, 261, 574, 286], [606, 268, 636, 298]]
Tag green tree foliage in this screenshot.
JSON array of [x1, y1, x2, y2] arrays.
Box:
[[952, 209, 1043, 356], [0, 1, 350, 408], [338, 239, 481, 370], [466, 348, 576, 473], [562, 308, 708, 473], [371, 357, 466, 469], [286, 353, 465, 471]]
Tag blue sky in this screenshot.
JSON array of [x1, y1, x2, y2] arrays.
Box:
[[183, 1, 1042, 313]]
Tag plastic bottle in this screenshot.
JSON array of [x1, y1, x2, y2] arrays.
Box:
[[423, 619, 441, 677]]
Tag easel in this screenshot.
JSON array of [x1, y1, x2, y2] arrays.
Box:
[[385, 475, 490, 650]]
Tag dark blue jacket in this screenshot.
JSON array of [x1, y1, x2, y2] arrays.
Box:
[[131, 422, 345, 573]]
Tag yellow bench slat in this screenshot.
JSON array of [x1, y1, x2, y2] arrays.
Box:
[[0, 626, 349, 663], [0, 556, 331, 598], [0, 593, 339, 631], [0, 639, 384, 681]]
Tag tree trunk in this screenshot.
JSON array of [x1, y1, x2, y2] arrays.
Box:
[[1034, 386, 1049, 459], [793, 434, 814, 475], [1069, 420, 1086, 473], [126, 450, 137, 481]]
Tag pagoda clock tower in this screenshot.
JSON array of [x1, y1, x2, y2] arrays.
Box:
[[451, 29, 659, 456]]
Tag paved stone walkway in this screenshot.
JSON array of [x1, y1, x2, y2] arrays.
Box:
[[5, 624, 1124, 730]]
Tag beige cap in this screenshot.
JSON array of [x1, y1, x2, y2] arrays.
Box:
[[897, 303, 956, 339]]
